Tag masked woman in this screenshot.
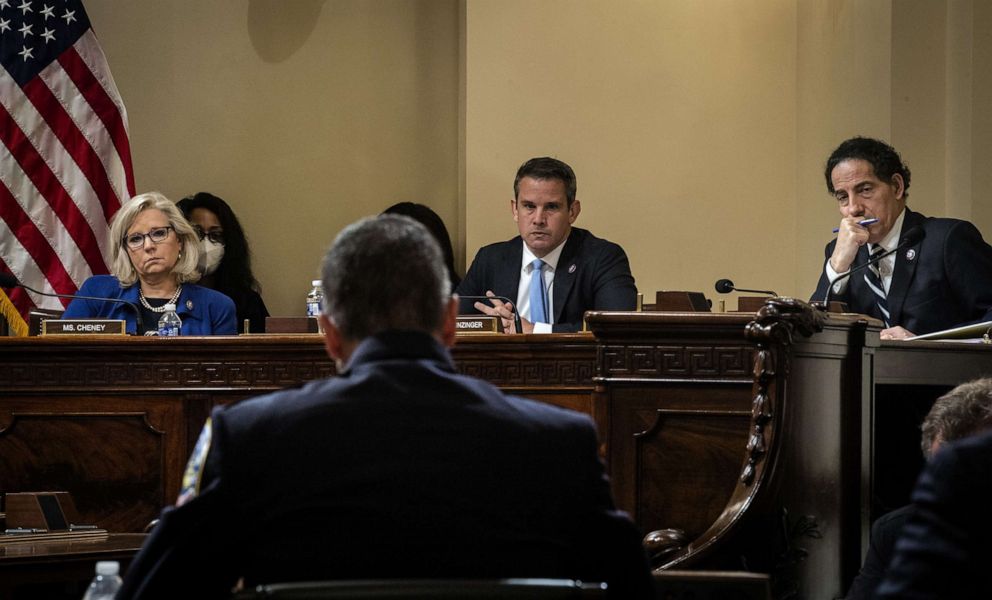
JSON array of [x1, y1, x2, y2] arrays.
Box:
[[63, 192, 237, 335], [177, 192, 269, 333]]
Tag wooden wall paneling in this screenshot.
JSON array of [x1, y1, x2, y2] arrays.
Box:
[[587, 303, 873, 600], [768, 322, 874, 598], [452, 333, 598, 428], [588, 310, 757, 519], [453, 334, 596, 386], [0, 334, 598, 535], [0, 335, 338, 533], [606, 382, 752, 538], [0, 393, 180, 533]]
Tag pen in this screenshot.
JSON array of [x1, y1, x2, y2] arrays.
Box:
[[833, 218, 879, 233]]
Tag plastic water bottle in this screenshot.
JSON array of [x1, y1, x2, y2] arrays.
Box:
[[306, 280, 323, 317], [82, 560, 122, 600], [157, 303, 182, 337]]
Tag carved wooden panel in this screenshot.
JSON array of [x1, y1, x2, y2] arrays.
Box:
[[0, 335, 599, 534], [634, 410, 748, 537], [453, 335, 596, 387], [0, 360, 336, 389], [501, 389, 594, 416], [588, 304, 878, 599], [605, 384, 752, 536], [0, 412, 164, 532], [601, 345, 751, 378], [457, 359, 593, 385]]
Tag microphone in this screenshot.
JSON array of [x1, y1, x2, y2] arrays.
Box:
[[821, 226, 926, 306], [0, 272, 145, 335], [714, 279, 777, 296], [457, 294, 523, 334]]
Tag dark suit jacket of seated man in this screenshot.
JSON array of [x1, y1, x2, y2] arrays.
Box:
[[456, 157, 636, 333], [117, 215, 653, 600], [875, 430, 992, 599], [811, 137, 992, 338], [812, 207, 992, 336], [458, 226, 637, 333], [845, 377, 992, 600]]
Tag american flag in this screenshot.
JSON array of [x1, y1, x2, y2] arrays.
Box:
[[0, 0, 134, 335]]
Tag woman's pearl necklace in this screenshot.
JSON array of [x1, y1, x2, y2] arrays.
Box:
[[139, 284, 182, 312]]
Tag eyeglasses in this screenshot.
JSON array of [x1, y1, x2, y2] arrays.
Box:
[[123, 226, 174, 250], [193, 227, 225, 245]]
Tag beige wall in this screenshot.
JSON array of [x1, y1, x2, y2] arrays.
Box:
[[466, 0, 801, 304], [85, 1, 992, 316], [86, 0, 460, 318], [794, 0, 893, 298], [974, 1, 992, 230], [466, 0, 992, 306]]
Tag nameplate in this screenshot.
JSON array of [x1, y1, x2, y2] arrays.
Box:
[[5, 491, 79, 530], [265, 316, 320, 334], [41, 319, 127, 336], [456, 316, 501, 335]]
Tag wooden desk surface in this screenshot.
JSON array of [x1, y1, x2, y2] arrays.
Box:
[[0, 533, 145, 565], [875, 338, 992, 385], [0, 533, 145, 600]]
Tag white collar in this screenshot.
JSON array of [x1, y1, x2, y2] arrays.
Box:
[[521, 235, 568, 272], [872, 208, 906, 253]]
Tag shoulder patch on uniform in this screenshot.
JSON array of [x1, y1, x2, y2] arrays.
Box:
[[177, 417, 212, 506]]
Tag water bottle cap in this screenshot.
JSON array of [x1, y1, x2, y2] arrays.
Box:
[[163, 303, 177, 311], [95, 561, 119, 575], [311, 280, 322, 287]]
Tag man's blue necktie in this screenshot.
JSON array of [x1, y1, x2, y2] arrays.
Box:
[[529, 258, 548, 323]]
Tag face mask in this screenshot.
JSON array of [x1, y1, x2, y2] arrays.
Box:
[[198, 239, 225, 276]]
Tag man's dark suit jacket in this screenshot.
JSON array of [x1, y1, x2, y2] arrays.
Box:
[[456, 227, 637, 332], [811, 209, 992, 335], [875, 431, 992, 599], [117, 331, 653, 600], [845, 504, 913, 600]]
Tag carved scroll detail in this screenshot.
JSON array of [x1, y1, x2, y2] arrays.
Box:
[[740, 298, 824, 484]]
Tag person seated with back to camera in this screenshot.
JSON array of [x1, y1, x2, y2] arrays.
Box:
[[875, 427, 992, 599], [845, 378, 992, 600], [62, 192, 237, 335], [177, 192, 269, 333], [115, 214, 653, 599]]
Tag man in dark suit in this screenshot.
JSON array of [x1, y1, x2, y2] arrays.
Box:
[[117, 214, 653, 599], [874, 429, 992, 599], [457, 157, 636, 333], [844, 378, 992, 600], [811, 136, 992, 339]]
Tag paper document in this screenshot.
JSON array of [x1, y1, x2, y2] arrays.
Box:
[[907, 320, 992, 342]]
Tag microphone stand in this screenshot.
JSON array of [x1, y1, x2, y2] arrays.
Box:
[[821, 228, 925, 307], [0, 275, 145, 335], [714, 279, 777, 296]]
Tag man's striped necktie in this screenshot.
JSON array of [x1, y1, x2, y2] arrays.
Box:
[[864, 244, 890, 327]]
